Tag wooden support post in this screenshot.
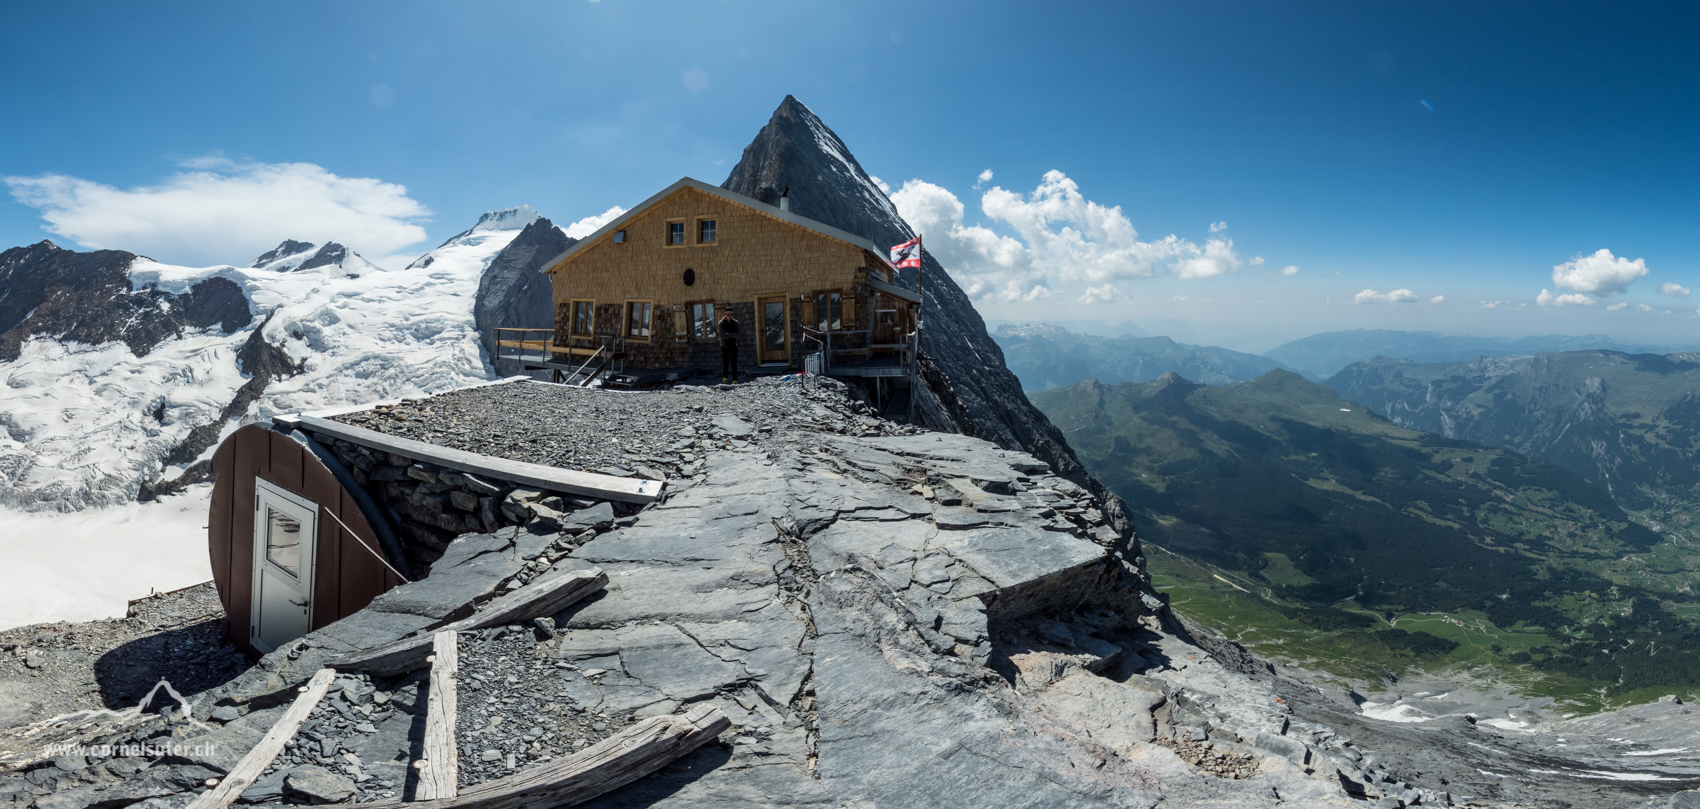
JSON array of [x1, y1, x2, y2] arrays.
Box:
[[418, 631, 460, 800], [184, 668, 338, 809], [327, 568, 608, 676], [361, 705, 729, 809]]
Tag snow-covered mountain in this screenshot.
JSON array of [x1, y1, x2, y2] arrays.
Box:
[[0, 207, 544, 511]]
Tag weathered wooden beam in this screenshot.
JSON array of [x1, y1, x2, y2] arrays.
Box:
[[271, 414, 662, 504], [183, 668, 337, 809], [417, 631, 460, 800], [364, 705, 729, 809], [327, 568, 608, 676]]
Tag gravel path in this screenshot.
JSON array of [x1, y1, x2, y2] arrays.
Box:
[[331, 377, 924, 483]]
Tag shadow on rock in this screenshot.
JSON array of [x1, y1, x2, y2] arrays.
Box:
[[91, 619, 251, 710]]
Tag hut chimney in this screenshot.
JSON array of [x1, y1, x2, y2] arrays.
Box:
[[779, 184, 791, 213]]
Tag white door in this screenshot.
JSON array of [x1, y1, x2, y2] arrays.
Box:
[[251, 479, 318, 653]]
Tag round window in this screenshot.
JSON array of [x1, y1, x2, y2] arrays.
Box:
[[683, 268, 696, 286]]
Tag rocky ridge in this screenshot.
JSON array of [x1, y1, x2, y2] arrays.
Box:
[[3, 381, 1408, 809]]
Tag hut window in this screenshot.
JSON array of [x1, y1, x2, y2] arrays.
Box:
[[265, 508, 302, 576], [690, 302, 716, 339], [571, 300, 595, 336], [613, 230, 626, 244], [666, 221, 686, 246], [697, 218, 717, 244], [626, 301, 653, 339], [814, 291, 843, 331]]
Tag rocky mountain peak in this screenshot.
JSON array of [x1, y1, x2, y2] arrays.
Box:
[[248, 239, 316, 268], [470, 205, 541, 234], [722, 97, 1134, 540], [248, 240, 376, 274]]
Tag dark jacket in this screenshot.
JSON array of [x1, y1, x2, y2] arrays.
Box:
[[718, 316, 740, 347]]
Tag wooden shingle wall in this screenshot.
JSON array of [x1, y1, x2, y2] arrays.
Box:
[[549, 187, 877, 369]]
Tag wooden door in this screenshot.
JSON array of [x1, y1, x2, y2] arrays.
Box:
[[251, 478, 318, 653], [757, 295, 790, 365]]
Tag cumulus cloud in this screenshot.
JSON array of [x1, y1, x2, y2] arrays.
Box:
[[1249, 256, 1265, 266], [1079, 283, 1128, 304], [889, 170, 1241, 300], [5, 157, 431, 266], [563, 206, 626, 239], [1281, 265, 1299, 276], [1209, 221, 1227, 233], [1430, 295, 1446, 303], [869, 176, 892, 195], [1636, 303, 1656, 312], [973, 169, 993, 189], [1551, 248, 1647, 297], [1354, 288, 1417, 304], [1659, 282, 1691, 298], [1536, 289, 1594, 306], [1606, 302, 1627, 311]]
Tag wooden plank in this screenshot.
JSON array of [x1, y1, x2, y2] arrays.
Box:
[[208, 438, 236, 615], [327, 568, 608, 676], [282, 415, 662, 504], [303, 455, 342, 629], [184, 668, 338, 809], [418, 631, 460, 800], [361, 705, 728, 809], [268, 429, 304, 492], [336, 487, 393, 618]]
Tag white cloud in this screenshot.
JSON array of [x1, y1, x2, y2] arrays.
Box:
[[1281, 265, 1299, 276], [1430, 295, 1446, 303], [973, 169, 993, 189], [869, 176, 891, 195], [563, 206, 626, 239], [681, 68, 709, 92], [1354, 288, 1417, 304], [1078, 283, 1128, 304], [1636, 303, 1655, 312], [1606, 302, 1627, 311], [1536, 288, 1595, 306], [1209, 221, 1227, 233], [1249, 256, 1265, 266], [1551, 248, 1647, 297], [5, 158, 431, 267], [889, 170, 1241, 300], [1659, 282, 1691, 298]]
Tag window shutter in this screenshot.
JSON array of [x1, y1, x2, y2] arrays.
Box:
[[801, 297, 816, 331], [674, 306, 687, 341]]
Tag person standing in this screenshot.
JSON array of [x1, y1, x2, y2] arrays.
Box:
[[718, 309, 741, 384]]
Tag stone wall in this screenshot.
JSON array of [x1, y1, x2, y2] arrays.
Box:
[[304, 428, 630, 572]]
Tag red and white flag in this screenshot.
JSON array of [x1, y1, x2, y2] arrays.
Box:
[[889, 236, 922, 269]]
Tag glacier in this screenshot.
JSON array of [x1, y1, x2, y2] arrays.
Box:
[[0, 207, 541, 512]]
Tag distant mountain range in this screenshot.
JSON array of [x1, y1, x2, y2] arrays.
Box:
[[1266, 329, 1684, 378], [1031, 370, 1700, 696], [991, 323, 1289, 390], [1328, 350, 1700, 514]]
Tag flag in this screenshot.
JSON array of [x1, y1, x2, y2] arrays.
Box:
[[889, 236, 921, 269]]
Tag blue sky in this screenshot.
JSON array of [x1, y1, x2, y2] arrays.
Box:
[[3, 1, 1696, 349]]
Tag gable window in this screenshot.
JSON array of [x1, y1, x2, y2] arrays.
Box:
[[626, 301, 653, 340], [697, 219, 717, 245], [571, 300, 595, 336], [690, 302, 716, 339], [667, 221, 685, 246], [814, 291, 843, 331], [613, 230, 626, 243]]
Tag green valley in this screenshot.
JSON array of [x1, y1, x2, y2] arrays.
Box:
[[1032, 370, 1700, 706]]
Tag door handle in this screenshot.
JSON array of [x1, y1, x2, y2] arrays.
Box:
[[290, 599, 311, 608]]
